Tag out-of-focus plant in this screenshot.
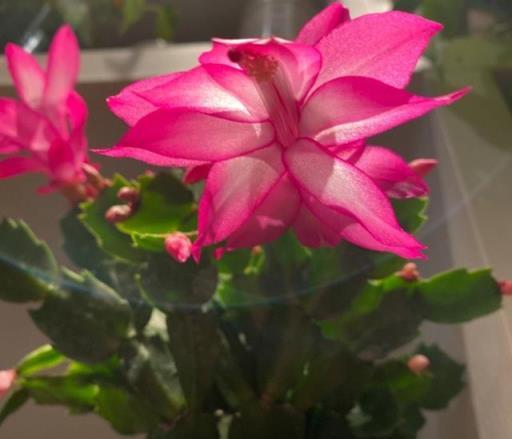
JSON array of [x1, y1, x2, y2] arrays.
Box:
[[0, 0, 174, 51]]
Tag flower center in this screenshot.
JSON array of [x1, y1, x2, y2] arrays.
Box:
[[228, 48, 298, 147]]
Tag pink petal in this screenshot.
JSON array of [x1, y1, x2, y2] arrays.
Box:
[[199, 38, 259, 66], [5, 44, 45, 108], [96, 108, 274, 165], [293, 203, 341, 247], [295, 3, 350, 46], [225, 174, 301, 249], [315, 11, 442, 90], [332, 140, 365, 163], [43, 25, 80, 108], [284, 139, 425, 253], [0, 369, 16, 399], [183, 164, 212, 184], [300, 76, 469, 145], [355, 146, 429, 198], [142, 66, 267, 122], [107, 72, 182, 126], [0, 156, 45, 179], [47, 139, 83, 184], [194, 144, 285, 252], [229, 39, 322, 102], [409, 158, 438, 178]]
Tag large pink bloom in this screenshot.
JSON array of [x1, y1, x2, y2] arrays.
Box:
[[0, 25, 91, 194], [100, 4, 468, 259]]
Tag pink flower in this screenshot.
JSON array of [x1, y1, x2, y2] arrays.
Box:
[[0, 25, 92, 196], [0, 369, 16, 399], [165, 232, 193, 263], [407, 355, 430, 375], [99, 4, 468, 259]]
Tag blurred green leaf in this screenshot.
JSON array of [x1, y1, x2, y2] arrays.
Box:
[[416, 344, 465, 409], [80, 175, 144, 262], [30, 270, 132, 363], [122, 0, 146, 33], [155, 4, 174, 40], [417, 268, 501, 323], [0, 219, 58, 302], [421, 0, 466, 38], [17, 345, 65, 377], [117, 173, 196, 253], [96, 386, 160, 434], [163, 414, 219, 438], [0, 389, 30, 427]]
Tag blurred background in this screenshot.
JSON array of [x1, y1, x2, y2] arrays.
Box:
[[0, 0, 511, 438]]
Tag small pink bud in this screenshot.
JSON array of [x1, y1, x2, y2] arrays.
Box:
[[105, 204, 133, 223], [0, 369, 16, 399], [117, 187, 140, 204], [397, 262, 420, 282], [499, 280, 512, 296], [408, 355, 430, 375], [165, 232, 192, 263], [409, 159, 438, 178]]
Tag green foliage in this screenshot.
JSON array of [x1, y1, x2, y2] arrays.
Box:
[[0, 389, 30, 428], [30, 270, 132, 363], [417, 268, 502, 323], [0, 219, 58, 302], [17, 345, 65, 377]]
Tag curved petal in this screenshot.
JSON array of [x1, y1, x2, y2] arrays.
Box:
[[183, 164, 212, 184], [5, 44, 45, 108], [315, 11, 442, 90], [284, 139, 425, 253], [0, 156, 45, 179], [142, 66, 267, 122], [295, 200, 425, 259], [97, 108, 274, 165], [226, 174, 301, 249], [300, 76, 469, 145], [44, 25, 80, 108], [409, 158, 437, 178], [107, 72, 182, 126], [355, 146, 429, 198], [295, 2, 350, 46], [199, 38, 259, 66], [194, 144, 285, 253]]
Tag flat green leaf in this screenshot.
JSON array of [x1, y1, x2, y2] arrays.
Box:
[[167, 312, 223, 411], [229, 405, 304, 439], [122, 337, 186, 419], [117, 173, 196, 253], [122, 0, 146, 32], [416, 344, 465, 410], [79, 175, 145, 262], [0, 389, 30, 427], [417, 268, 501, 323], [318, 276, 422, 359], [17, 345, 65, 377], [96, 386, 160, 434], [30, 270, 132, 363], [393, 198, 428, 234], [0, 219, 58, 302]]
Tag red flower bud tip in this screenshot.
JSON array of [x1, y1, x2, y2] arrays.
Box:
[[0, 369, 16, 399], [117, 187, 140, 204], [165, 232, 192, 263], [409, 159, 438, 178], [499, 280, 512, 296], [251, 245, 263, 256], [397, 262, 420, 282], [105, 204, 133, 223], [408, 355, 430, 375]]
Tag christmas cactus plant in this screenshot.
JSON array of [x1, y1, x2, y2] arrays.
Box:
[[0, 4, 508, 438]]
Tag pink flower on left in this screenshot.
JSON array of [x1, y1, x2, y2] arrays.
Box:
[[0, 25, 94, 200], [0, 369, 16, 399]]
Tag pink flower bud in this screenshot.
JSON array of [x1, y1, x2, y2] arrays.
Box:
[[499, 280, 512, 297], [0, 369, 16, 399], [105, 204, 133, 223], [408, 355, 430, 375], [409, 159, 438, 178], [117, 187, 140, 204], [397, 262, 420, 282], [165, 232, 192, 263]]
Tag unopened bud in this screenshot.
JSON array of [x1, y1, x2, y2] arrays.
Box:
[[117, 187, 140, 204], [165, 232, 192, 263], [409, 159, 438, 178], [251, 245, 263, 256], [499, 280, 512, 297], [397, 262, 420, 282], [105, 204, 133, 223], [0, 369, 16, 399], [408, 355, 430, 375]]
